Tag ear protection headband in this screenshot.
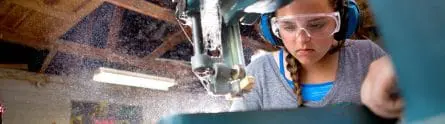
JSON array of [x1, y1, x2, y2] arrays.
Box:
[[259, 0, 360, 46]]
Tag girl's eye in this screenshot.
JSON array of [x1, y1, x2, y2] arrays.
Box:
[[307, 22, 326, 29], [306, 18, 329, 30], [280, 22, 297, 32], [307, 19, 327, 30], [283, 25, 297, 31]]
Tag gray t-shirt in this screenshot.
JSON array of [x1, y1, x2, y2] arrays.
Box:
[[230, 39, 386, 111]]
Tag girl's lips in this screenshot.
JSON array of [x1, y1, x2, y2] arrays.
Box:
[[296, 49, 315, 56]]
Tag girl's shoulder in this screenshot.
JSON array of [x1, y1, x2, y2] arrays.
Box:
[[342, 39, 387, 61], [344, 39, 381, 50]]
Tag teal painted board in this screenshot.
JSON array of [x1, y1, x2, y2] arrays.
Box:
[[159, 105, 396, 124], [367, 0, 445, 123]]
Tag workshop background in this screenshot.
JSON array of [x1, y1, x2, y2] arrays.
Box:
[[0, 0, 378, 123]]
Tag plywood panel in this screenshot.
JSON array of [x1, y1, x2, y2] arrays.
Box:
[[0, 0, 13, 22], [0, 0, 103, 49], [16, 12, 64, 40], [0, 3, 31, 30], [6, 0, 90, 20]]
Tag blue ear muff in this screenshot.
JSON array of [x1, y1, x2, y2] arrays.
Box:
[[260, 14, 282, 46], [334, 0, 361, 41], [345, 0, 360, 39]]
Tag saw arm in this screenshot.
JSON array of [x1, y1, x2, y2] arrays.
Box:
[[174, 0, 291, 98]]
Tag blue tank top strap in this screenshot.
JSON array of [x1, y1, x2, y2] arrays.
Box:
[[279, 49, 295, 88]]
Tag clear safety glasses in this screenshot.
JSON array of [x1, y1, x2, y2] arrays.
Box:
[[271, 12, 341, 39]]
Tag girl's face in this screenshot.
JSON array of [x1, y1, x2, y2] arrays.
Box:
[[275, 0, 338, 65]]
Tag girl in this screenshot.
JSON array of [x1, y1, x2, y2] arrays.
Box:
[[231, 0, 402, 118]]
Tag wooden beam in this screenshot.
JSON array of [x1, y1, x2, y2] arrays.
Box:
[[106, 6, 124, 50], [0, 64, 28, 70], [143, 28, 190, 60], [38, 44, 58, 73], [104, 0, 177, 24], [58, 40, 108, 59], [57, 40, 191, 77]]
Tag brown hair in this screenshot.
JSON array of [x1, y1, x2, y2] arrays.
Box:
[[284, 0, 344, 107]]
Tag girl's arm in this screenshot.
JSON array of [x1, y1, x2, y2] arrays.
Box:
[[361, 56, 403, 118]]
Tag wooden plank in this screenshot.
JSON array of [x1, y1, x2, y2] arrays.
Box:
[[58, 40, 105, 58], [106, 6, 124, 50], [0, 64, 28, 70], [143, 29, 190, 60], [104, 0, 177, 24]]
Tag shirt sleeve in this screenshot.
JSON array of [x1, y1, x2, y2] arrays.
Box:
[[368, 40, 387, 61], [352, 39, 387, 61]]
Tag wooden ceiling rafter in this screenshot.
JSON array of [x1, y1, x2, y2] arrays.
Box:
[[57, 40, 191, 78]]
